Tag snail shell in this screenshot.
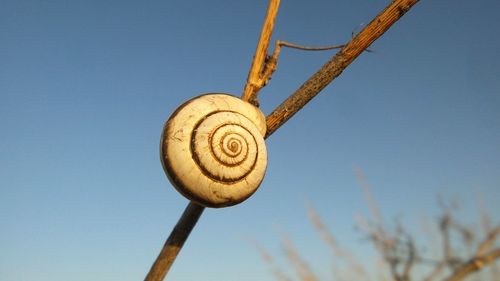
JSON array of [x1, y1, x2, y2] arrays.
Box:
[[161, 93, 267, 208]]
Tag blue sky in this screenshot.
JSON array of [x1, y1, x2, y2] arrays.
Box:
[[1, 0, 499, 280]]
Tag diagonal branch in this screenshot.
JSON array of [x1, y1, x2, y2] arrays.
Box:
[[265, 0, 420, 137], [144, 202, 204, 281], [444, 248, 500, 281], [252, 239, 294, 281], [477, 225, 500, 256], [281, 232, 318, 281]]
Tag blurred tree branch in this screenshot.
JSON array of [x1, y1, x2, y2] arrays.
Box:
[[257, 172, 500, 281], [357, 177, 500, 281]]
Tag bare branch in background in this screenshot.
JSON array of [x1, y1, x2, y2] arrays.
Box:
[[444, 249, 500, 281], [477, 196, 500, 281], [260, 174, 500, 281], [252, 239, 293, 281], [307, 203, 368, 280], [281, 232, 318, 281], [355, 167, 384, 226], [477, 226, 500, 256], [351, 169, 500, 281], [306, 203, 344, 258]]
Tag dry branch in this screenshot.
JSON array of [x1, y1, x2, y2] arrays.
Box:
[[444, 248, 500, 281], [477, 226, 500, 256], [265, 0, 420, 137], [242, 0, 280, 106], [244, 40, 346, 106], [363, 200, 500, 281], [144, 202, 204, 281], [252, 239, 293, 281], [145, 0, 421, 279], [307, 204, 368, 280], [281, 233, 318, 281]]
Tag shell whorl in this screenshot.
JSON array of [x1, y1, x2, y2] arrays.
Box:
[[161, 94, 267, 208]]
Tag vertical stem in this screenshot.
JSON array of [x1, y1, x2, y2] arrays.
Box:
[[144, 202, 205, 281], [242, 0, 281, 105]]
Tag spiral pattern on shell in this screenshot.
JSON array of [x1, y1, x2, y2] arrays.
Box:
[[161, 94, 267, 208]]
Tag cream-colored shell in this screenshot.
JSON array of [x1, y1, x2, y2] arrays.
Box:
[[161, 94, 267, 208]]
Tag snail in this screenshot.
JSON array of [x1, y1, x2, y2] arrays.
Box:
[[160, 94, 268, 208]]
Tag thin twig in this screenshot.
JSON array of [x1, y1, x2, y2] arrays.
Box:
[[307, 203, 368, 279], [401, 236, 416, 280], [306, 203, 344, 257], [355, 167, 384, 226], [244, 37, 372, 106], [144, 202, 204, 281], [279, 40, 345, 51], [249, 40, 346, 106], [477, 199, 500, 281], [252, 239, 294, 281], [436, 213, 466, 275], [281, 232, 318, 281], [242, 0, 280, 106]]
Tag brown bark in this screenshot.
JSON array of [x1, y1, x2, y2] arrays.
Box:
[[144, 202, 204, 281], [265, 0, 420, 137], [242, 0, 281, 106]]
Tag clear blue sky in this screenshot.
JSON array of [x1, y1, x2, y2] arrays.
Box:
[[1, 0, 499, 280]]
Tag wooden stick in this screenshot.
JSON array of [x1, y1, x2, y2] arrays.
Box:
[[143, 0, 280, 275], [144, 202, 204, 281], [265, 0, 420, 137], [145, 1, 420, 280], [242, 0, 280, 106]]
